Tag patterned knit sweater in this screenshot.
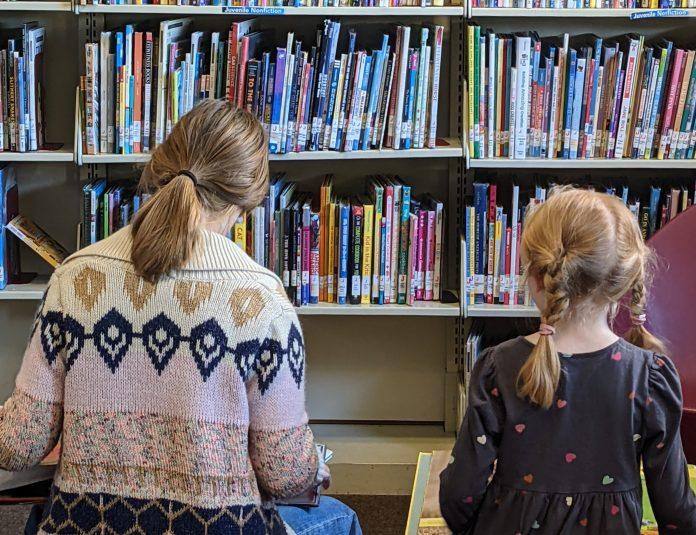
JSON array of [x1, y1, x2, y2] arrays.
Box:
[[0, 226, 318, 535]]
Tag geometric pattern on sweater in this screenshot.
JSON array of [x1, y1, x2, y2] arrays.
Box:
[[38, 308, 304, 391], [39, 486, 287, 535]]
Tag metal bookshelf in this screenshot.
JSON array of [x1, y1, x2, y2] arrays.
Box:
[[468, 158, 696, 169], [0, 148, 75, 163], [465, 303, 539, 318], [0, 1, 72, 11], [76, 3, 464, 15], [469, 7, 696, 17]]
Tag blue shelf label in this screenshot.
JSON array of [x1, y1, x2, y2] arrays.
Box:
[[222, 6, 285, 14], [630, 9, 689, 19]]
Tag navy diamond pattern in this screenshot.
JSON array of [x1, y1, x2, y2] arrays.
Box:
[[142, 313, 181, 375], [33, 307, 305, 392], [93, 309, 134, 373], [39, 487, 286, 535], [189, 319, 228, 381]]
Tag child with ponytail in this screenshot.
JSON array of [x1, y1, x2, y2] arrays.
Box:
[[440, 186, 696, 534]]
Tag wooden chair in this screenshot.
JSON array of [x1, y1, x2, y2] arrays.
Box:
[[615, 207, 696, 463]]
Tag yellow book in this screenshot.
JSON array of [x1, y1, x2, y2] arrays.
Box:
[[492, 216, 502, 299], [361, 202, 374, 305], [233, 215, 246, 252], [320, 176, 333, 302], [327, 202, 337, 303], [467, 25, 475, 157], [6, 215, 69, 268]]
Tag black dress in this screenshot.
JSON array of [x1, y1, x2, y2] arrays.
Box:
[[440, 336, 696, 535]]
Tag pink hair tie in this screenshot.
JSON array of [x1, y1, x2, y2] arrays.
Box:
[[539, 323, 556, 336], [631, 314, 647, 326]]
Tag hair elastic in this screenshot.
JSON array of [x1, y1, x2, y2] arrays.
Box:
[[631, 313, 647, 327], [177, 169, 198, 186], [539, 323, 556, 336]]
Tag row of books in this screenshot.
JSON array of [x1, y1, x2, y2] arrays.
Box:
[[79, 180, 151, 248], [235, 174, 445, 306], [0, 23, 47, 154], [0, 165, 19, 289], [77, 0, 449, 6], [80, 18, 444, 156], [466, 27, 696, 161], [464, 180, 696, 306], [471, 0, 694, 7]]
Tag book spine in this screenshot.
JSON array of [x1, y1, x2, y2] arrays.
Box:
[[570, 57, 586, 159], [485, 185, 496, 303], [371, 187, 383, 303], [415, 209, 426, 301], [428, 27, 443, 149], [514, 38, 531, 159], [397, 186, 411, 304], [378, 217, 387, 304], [337, 203, 349, 305], [301, 204, 311, 306], [424, 210, 435, 301], [390, 185, 401, 303], [383, 186, 393, 303], [432, 201, 443, 301], [269, 49, 287, 154], [407, 213, 418, 305], [361, 204, 374, 304], [350, 204, 363, 305], [310, 212, 320, 305]]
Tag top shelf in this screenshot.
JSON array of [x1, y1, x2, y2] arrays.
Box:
[[0, 1, 72, 11], [75, 3, 464, 15], [469, 7, 696, 17]]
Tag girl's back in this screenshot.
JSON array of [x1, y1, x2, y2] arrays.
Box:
[[442, 335, 689, 534]]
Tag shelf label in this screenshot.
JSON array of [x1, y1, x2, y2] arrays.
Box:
[[222, 6, 285, 14], [630, 9, 688, 19]]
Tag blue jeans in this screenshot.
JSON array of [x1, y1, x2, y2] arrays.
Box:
[[278, 496, 362, 535]]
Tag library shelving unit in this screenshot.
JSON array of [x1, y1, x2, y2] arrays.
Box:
[[0, 0, 468, 495], [458, 2, 696, 384]]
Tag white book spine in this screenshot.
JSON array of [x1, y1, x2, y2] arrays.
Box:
[[99, 34, 109, 154], [513, 37, 531, 160], [639, 60, 659, 158], [588, 67, 604, 159], [427, 27, 443, 149], [393, 26, 410, 151], [510, 185, 519, 304], [569, 57, 586, 159], [614, 39, 640, 159], [419, 47, 431, 149], [547, 65, 560, 159]]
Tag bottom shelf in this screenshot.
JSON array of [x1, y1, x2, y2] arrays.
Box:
[[313, 423, 454, 495], [0, 276, 50, 300]]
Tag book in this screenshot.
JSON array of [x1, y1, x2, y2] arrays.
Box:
[[6, 215, 69, 268]]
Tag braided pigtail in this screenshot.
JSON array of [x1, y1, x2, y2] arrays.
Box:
[[624, 266, 666, 354], [517, 256, 569, 409]]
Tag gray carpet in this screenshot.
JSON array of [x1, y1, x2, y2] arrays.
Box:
[[0, 504, 32, 534]]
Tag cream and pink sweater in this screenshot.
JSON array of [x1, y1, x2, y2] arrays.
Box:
[[0, 227, 318, 535]]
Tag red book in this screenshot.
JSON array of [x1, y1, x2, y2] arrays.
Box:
[[485, 185, 497, 304], [226, 26, 239, 102], [658, 48, 684, 158], [515, 222, 522, 305], [236, 35, 251, 109]]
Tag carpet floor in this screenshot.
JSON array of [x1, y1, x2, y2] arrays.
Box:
[[1, 495, 409, 535]]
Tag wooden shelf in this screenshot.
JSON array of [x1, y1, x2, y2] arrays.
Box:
[[466, 303, 540, 318], [470, 7, 696, 18], [80, 138, 463, 164], [468, 158, 696, 169], [0, 1, 72, 11], [76, 3, 464, 15], [0, 148, 74, 162]]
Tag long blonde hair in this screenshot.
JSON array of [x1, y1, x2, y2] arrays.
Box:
[[131, 99, 268, 282], [518, 187, 666, 409]]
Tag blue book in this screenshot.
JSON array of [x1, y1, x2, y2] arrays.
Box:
[[569, 57, 586, 160], [322, 60, 341, 151], [621, 186, 629, 205], [0, 166, 16, 289], [269, 48, 287, 154], [337, 201, 350, 305], [562, 49, 577, 159], [464, 204, 471, 306], [379, 216, 387, 305], [585, 37, 603, 158], [646, 41, 673, 159], [473, 183, 488, 304], [90, 180, 107, 244], [362, 35, 389, 150], [648, 186, 661, 236], [402, 51, 417, 150], [351, 55, 372, 152], [335, 31, 357, 150], [310, 20, 340, 151]]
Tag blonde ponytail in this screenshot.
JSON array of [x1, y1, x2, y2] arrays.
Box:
[[131, 174, 201, 283], [624, 268, 667, 354], [517, 257, 569, 409], [130, 99, 268, 282]]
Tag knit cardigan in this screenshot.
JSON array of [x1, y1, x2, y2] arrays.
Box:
[[0, 226, 318, 535]]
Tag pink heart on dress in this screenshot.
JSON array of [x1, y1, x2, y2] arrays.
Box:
[[464, 496, 473, 504], [628, 391, 636, 400], [657, 442, 665, 449], [611, 352, 622, 361], [611, 505, 620, 516], [491, 387, 499, 397], [557, 399, 567, 409], [565, 453, 576, 463], [515, 424, 526, 434]]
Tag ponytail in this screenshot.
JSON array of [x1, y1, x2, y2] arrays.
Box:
[[131, 173, 201, 282], [517, 261, 569, 409], [624, 269, 667, 355]]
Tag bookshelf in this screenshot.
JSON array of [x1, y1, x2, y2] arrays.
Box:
[[0, 0, 465, 494], [469, 7, 696, 17]]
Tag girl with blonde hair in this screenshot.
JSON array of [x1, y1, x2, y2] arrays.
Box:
[[441, 186, 696, 534]]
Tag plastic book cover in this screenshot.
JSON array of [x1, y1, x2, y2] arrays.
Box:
[[6, 215, 69, 268]]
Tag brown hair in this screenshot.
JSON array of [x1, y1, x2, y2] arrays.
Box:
[[518, 186, 666, 409], [131, 99, 268, 282]]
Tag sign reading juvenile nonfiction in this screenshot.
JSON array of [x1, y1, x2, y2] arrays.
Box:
[[222, 6, 285, 14], [629, 8, 689, 19]]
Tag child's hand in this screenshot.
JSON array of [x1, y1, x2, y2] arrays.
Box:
[[315, 445, 331, 490]]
